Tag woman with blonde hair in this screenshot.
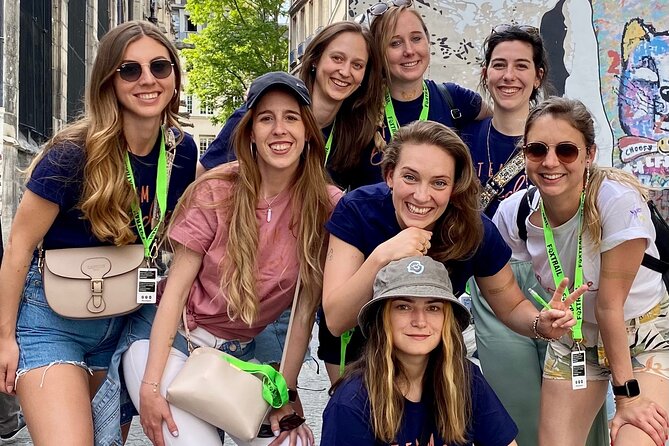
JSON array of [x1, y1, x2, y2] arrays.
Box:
[[322, 256, 518, 445], [495, 97, 669, 446], [0, 20, 197, 445], [122, 71, 342, 446]]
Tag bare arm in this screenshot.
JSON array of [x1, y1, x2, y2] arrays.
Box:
[[322, 227, 432, 336], [0, 191, 58, 393], [597, 238, 669, 445], [476, 263, 583, 339]]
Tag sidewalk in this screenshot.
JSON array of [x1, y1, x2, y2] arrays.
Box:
[[4, 329, 330, 446]]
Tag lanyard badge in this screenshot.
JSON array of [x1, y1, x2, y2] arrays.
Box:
[[541, 193, 587, 389], [125, 131, 169, 302]]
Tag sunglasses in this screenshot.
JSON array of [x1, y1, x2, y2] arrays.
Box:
[[116, 59, 174, 82], [523, 141, 583, 164], [355, 0, 412, 23], [492, 24, 540, 36], [257, 413, 307, 438]]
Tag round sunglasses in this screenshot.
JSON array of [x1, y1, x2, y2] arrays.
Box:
[[116, 59, 174, 82], [523, 141, 583, 164]]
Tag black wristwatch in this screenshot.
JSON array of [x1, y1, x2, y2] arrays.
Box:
[[288, 388, 298, 403], [612, 379, 640, 397]]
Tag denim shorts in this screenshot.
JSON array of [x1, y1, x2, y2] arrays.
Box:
[[15, 260, 128, 378], [544, 292, 669, 381]]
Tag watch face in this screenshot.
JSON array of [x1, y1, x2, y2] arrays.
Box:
[[626, 379, 640, 397], [614, 379, 641, 397]]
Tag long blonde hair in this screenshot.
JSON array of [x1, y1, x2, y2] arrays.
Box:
[[332, 301, 471, 443], [173, 87, 331, 326], [26, 21, 183, 245]]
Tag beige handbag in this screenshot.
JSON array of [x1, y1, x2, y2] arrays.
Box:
[[40, 244, 145, 319], [166, 275, 301, 441]]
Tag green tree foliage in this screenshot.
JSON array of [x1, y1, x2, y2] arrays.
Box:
[[183, 0, 288, 122]]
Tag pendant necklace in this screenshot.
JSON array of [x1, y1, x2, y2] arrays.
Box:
[[262, 193, 281, 223], [485, 119, 494, 178]]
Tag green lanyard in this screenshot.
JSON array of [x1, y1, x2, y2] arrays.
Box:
[[384, 81, 430, 138], [221, 354, 289, 408], [324, 121, 335, 164], [124, 134, 168, 259], [339, 328, 354, 376], [540, 192, 585, 341]]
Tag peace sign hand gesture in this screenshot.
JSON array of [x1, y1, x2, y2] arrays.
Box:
[[536, 277, 587, 340]]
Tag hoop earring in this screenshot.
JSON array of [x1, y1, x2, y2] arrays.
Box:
[[250, 141, 257, 159], [311, 65, 316, 73], [173, 89, 178, 98], [524, 168, 540, 212]]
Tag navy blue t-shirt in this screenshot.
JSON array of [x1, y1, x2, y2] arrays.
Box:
[[318, 182, 511, 364], [322, 362, 518, 446], [381, 80, 482, 143], [460, 118, 525, 217], [27, 131, 198, 249], [198, 105, 248, 168], [199, 105, 382, 191]]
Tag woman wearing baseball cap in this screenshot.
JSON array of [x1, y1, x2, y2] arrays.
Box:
[[322, 256, 518, 445], [122, 71, 342, 446]]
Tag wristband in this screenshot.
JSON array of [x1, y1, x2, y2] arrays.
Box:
[[532, 313, 557, 342], [141, 380, 160, 393]]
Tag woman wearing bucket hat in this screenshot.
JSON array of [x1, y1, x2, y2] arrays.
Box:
[[321, 120, 584, 372], [322, 256, 518, 445], [121, 71, 342, 446]]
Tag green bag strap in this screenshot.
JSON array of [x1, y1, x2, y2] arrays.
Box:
[[219, 354, 288, 408], [339, 328, 355, 376]]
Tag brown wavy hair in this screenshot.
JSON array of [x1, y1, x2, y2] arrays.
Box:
[[298, 21, 385, 173], [175, 85, 332, 326], [331, 300, 471, 443], [381, 120, 483, 262], [26, 20, 183, 245], [524, 97, 647, 248]]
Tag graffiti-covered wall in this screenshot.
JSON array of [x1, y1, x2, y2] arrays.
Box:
[[348, 0, 669, 216]]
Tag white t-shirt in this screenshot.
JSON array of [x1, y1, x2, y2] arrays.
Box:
[[494, 178, 664, 335]]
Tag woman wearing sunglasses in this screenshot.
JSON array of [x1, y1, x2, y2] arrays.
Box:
[[322, 256, 519, 446], [495, 97, 669, 446], [322, 120, 584, 382], [462, 26, 610, 446], [197, 21, 385, 192], [0, 21, 197, 445], [121, 71, 342, 446]]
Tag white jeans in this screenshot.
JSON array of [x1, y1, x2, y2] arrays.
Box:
[[122, 340, 304, 446]]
